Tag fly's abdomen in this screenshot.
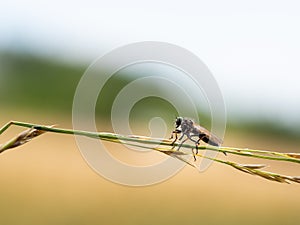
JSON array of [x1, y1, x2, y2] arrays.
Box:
[[202, 134, 222, 146]]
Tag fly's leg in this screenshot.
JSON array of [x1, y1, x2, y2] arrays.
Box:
[[192, 141, 201, 161], [177, 136, 188, 151], [171, 132, 177, 149], [182, 134, 199, 161], [170, 130, 181, 149], [169, 132, 174, 139], [178, 133, 185, 141], [194, 135, 205, 161], [195, 139, 201, 155], [191, 148, 196, 161]]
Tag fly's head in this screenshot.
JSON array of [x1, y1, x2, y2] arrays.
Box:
[[175, 117, 183, 128]]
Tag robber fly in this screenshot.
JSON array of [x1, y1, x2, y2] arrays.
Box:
[[170, 117, 223, 161]]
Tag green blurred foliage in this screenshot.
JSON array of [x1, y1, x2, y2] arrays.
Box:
[[0, 52, 299, 142], [0, 52, 84, 113]]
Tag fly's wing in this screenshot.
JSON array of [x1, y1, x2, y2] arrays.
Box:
[[195, 125, 223, 146]]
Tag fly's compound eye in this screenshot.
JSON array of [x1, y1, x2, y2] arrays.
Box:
[[175, 117, 182, 128]]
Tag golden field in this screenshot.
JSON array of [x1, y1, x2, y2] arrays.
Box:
[[0, 111, 299, 225]]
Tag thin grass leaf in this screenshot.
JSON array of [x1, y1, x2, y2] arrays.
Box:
[[0, 121, 299, 184], [0, 126, 53, 153], [286, 153, 300, 159], [238, 164, 267, 169]]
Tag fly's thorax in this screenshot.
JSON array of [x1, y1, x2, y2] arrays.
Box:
[[190, 126, 201, 135], [181, 118, 194, 131]]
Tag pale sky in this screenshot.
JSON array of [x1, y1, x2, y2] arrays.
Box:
[[1, 0, 300, 128]]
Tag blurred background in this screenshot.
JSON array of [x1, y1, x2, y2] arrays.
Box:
[[0, 1, 300, 225]]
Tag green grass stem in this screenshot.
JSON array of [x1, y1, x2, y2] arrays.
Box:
[[1, 121, 299, 184]]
